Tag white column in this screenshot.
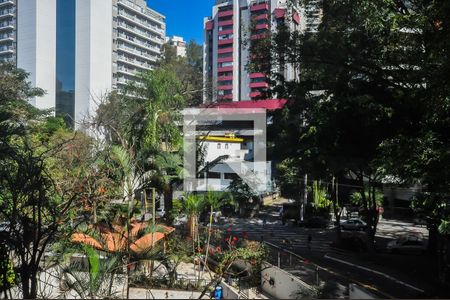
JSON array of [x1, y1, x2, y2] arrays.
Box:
[[17, 0, 57, 111], [75, 0, 112, 127]]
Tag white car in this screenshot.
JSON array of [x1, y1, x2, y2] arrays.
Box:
[[386, 236, 426, 254], [156, 208, 165, 218], [173, 214, 188, 226], [340, 218, 367, 231]]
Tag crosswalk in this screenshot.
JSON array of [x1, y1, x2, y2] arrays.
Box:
[[213, 219, 344, 255]]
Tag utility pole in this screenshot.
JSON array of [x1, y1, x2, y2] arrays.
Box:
[[152, 187, 156, 248], [150, 187, 156, 280], [300, 174, 308, 222]]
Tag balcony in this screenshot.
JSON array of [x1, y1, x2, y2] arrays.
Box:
[[0, 33, 13, 42], [117, 44, 156, 61], [0, 21, 14, 29], [217, 56, 233, 63], [218, 10, 233, 17], [255, 23, 269, 30], [249, 72, 265, 79], [0, 1, 14, 8], [274, 8, 286, 19], [253, 14, 269, 21], [0, 47, 13, 54], [250, 3, 269, 12], [249, 82, 269, 88], [218, 85, 233, 91], [118, 10, 164, 35], [217, 66, 233, 73], [218, 29, 233, 36], [0, 12, 14, 20], [117, 33, 160, 53], [251, 33, 268, 40], [293, 12, 300, 24], [117, 0, 165, 26], [218, 75, 233, 81], [250, 92, 262, 98], [218, 94, 233, 100], [218, 38, 233, 45], [117, 56, 152, 70], [117, 66, 138, 77], [117, 21, 164, 44], [218, 47, 233, 54], [218, 20, 233, 27], [205, 20, 214, 31]]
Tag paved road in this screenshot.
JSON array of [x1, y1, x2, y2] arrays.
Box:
[[212, 206, 441, 299]]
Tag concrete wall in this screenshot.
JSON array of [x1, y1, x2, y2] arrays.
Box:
[[221, 281, 240, 299], [261, 263, 313, 299]]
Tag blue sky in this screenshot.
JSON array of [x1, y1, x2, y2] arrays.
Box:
[[147, 0, 213, 44]]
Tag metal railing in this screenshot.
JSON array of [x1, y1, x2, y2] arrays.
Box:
[[263, 241, 320, 287]]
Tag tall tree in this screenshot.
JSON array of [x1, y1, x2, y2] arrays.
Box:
[[160, 40, 204, 106], [255, 0, 450, 252], [95, 67, 185, 216], [0, 64, 79, 298]]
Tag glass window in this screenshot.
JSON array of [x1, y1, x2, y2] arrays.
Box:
[[56, 0, 76, 127]]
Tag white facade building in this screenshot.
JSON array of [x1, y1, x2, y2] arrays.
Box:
[[203, 0, 303, 103], [0, 0, 16, 62], [196, 133, 272, 193], [7, 0, 165, 127], [166, 35, 187, 57], [113, 0, 165, 88]]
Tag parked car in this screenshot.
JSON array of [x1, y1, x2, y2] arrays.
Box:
[[386, 236, 426, 255], [304, 216, 329, 228], [156, 208, 165, 218], [281, 203, 300, 225], [173, 214, 188, 226], [340, 218, 367, 231]]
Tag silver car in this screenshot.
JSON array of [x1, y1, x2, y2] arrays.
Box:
[[386, 236, 426, 254], [340, 218, 367, 231]]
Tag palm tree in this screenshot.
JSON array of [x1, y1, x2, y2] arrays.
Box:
[[183, 193, 206, 254], [202, 191, 233, 276], [58, 245, 123, 299]]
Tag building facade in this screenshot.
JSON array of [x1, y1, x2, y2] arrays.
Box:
[[166, 35, 187, 57], [4, 0, 165, 127], [113, 0, 165, 88], [0, 0, 16, 62], [203, 0, 303, 103]]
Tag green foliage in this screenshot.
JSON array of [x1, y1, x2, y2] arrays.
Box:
[[96, 67, 186, 212], [312, 180, 331, 208], [439, 220, 450, 236], [59, 245, 123, 299], [227, 177, 258, 215], [0, 64, 80, 298], [350, 190, 383, 207], [0, 246, 15, 292], [170, 199, 185, 219], [184, 193, 206, 216], [159, 40, 203, 106], [254, 0, 450, 244]]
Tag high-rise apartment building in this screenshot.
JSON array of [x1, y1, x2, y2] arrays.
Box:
[[203, 0, 302, 103], [2, 0, 165, 127], [166, 35, 187, 57], [0, 0, 16, 62], [113, 0, 165, 88]]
